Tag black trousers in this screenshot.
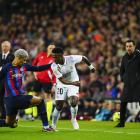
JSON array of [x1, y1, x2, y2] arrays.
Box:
[[0, 80, 6, 119], [120, 102, 128, 124]]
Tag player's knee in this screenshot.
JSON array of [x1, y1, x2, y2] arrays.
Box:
[[71, 103, 77, 107], [56, 105, 63, 111], [70, 96, 78, 106]]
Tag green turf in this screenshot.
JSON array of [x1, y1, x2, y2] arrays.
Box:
[[0, 120, 140, 140]]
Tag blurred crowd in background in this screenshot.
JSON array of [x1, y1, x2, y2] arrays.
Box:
[[1, 0, 140, 121]]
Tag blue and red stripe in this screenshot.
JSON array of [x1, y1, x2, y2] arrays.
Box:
[[9, 69, 20, 96]]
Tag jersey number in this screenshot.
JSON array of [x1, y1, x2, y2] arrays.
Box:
[[57, 88, 63, 95]]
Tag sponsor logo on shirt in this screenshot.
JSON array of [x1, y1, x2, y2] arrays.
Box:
[[57, 67, 61, 71], [12, 74, 22, 78], [70, 66, 73, 69], [54, 71, 58, 75], [41, 56, 44, 59]]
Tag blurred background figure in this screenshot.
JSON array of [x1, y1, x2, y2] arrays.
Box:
[[59, 101, 71, 120], [32, 43, 56, 121], [0, 41, 14, 119]]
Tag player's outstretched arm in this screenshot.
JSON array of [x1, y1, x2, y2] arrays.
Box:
[[26, 63, 52, 72], [58, 76, 80, 87], [82, 56, 96, 73]]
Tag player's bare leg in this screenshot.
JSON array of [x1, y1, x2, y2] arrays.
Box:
[[45, 93, 53, 121], [52, 100, 64, 130], [30, 96, 56, 132], [69, 96, 79, 130], [34, 92, 39, 97], [0, 115, 18, 128], [5, 115, 17, 127]]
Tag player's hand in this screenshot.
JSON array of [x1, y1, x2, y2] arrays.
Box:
[[34, 72, 38, 80], [73, 81, 81, 87], [91, 67, 96, 73], [51, 84, 56, 92]]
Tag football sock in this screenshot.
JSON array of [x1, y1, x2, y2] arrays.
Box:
[[37, 99, 49, 127], [46, 101, 53, 121], [71, 105, 78, 122], [52, 108, 61, 128], [120, 102, 127, 124], [33, 106, 38, 117], [0, 119, 8, 127]]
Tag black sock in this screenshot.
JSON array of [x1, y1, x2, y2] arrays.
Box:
[[120, 102, 127, 124], [37, 99, 48, 127], [0, 119, 8, 127]]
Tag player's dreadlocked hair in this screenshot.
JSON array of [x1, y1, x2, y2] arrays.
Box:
[[52, 47, 64, 54]]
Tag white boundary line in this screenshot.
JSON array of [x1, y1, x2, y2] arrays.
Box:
[[19, 125, 140, 135]]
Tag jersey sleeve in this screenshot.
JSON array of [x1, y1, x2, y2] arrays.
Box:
[[71, 55, 82, 64], [25, 63, 52, 71], [51, 63, 62, 79], [0, 65, 9, 79]]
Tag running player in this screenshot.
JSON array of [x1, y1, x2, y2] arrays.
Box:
[[0, 49, 56, 132], [32, 43, 56, 121], [51, 47, 95, 130]]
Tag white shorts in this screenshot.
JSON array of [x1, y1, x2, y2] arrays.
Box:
[[55, 85, 79, 101]]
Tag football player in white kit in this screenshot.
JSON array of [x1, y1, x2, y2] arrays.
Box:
[[51, 47, 95, 131]]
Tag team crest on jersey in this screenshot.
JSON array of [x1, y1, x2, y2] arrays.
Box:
[[57, 67, 61, 71], [20, 68, 23, 71], [0, 67, 2, 71], [70, 66, 73, 69]]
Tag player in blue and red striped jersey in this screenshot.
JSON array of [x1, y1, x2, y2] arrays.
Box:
[[0, 49, 57, 132]]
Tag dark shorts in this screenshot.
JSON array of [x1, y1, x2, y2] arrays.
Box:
[[33, 80, 52, 93], [4, 95, 33, 116]]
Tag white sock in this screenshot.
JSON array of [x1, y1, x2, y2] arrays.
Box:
[[52, 108, 61, 129], [71, 105, 78, 122]]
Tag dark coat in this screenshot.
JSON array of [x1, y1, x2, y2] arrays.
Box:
[[0, 53, 15, 86], [0, 53, 15, 67], [120, 49, 140, 102]]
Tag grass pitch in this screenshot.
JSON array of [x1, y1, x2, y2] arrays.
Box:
[[0, 120, 140, 140]]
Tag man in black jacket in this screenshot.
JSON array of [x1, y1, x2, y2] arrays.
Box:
[[115, 40, 140, 127], [0, 41, 15, 119]]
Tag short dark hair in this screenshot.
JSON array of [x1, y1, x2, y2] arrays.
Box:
[[126, 40, 135, 45], [52, 47, 63, 54], [48, 42, 55, 46]]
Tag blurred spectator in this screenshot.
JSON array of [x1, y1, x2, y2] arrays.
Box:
[[107, 102, 116, 121], [82, 98, 91, 116], [95, 102, 110, 121], [90, 73, 104, 101], [86, 100, 98, 118], [104, 82, 118, 98], [59, 101, 71, 120], [77, 99, 84, 115]]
